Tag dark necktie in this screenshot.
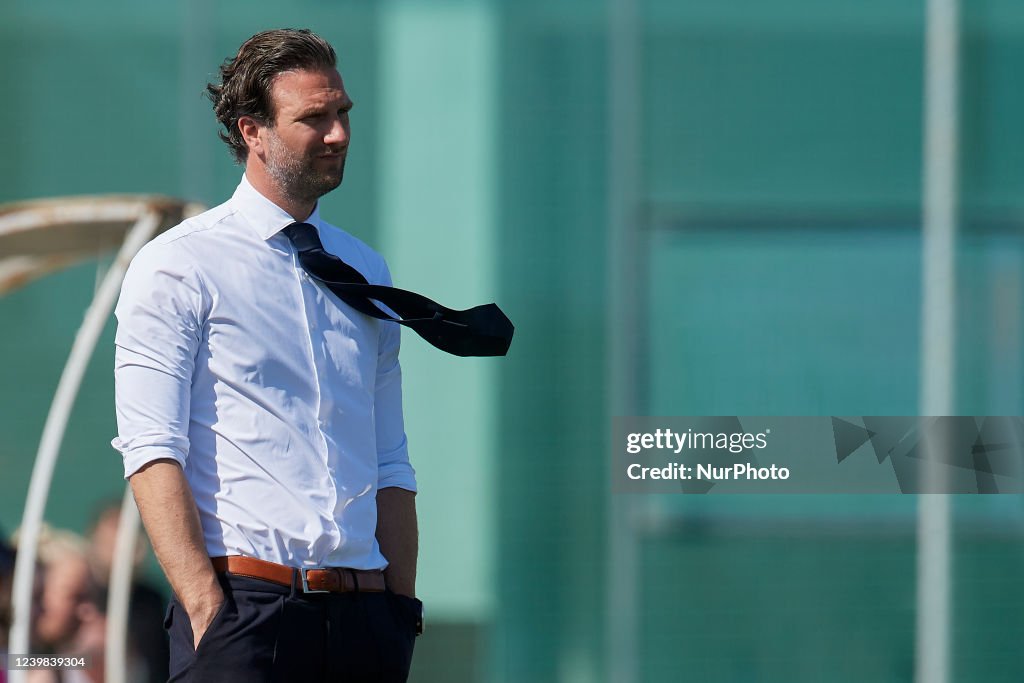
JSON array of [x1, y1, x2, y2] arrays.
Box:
[[283, 222, 514, 357]]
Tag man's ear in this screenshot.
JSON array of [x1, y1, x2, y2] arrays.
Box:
[[238, 116, 263, 156]]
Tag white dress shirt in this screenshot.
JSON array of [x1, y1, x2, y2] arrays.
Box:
[[112, 175, 415, 570]]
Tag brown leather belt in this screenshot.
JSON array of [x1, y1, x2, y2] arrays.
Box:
[[211, 556, 386, 594]]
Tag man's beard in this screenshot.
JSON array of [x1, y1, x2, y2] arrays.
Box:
[[265, 135, 345, 204]]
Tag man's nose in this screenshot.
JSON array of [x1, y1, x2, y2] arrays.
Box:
[[325, 117, 348, 146]]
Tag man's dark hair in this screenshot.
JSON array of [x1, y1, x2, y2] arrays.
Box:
[[206, 28, 337, 163]]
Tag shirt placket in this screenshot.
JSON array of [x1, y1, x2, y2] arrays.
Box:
[[291, 243, 341, 563]]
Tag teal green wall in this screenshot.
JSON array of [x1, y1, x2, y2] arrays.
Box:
[[492, 8, 610, 679], [377, 0, 499, 621]]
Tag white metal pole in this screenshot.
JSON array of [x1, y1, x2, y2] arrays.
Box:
[[9, 211, 161, 683], [104, 486, 141, 683], [915, 0, 959, 682], [606, 0, 641, 681]]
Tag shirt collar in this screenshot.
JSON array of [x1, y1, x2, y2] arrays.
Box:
[[230, 173, 323, 241]]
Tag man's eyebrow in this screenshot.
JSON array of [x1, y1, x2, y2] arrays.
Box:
[[296, 100, 354, 118]]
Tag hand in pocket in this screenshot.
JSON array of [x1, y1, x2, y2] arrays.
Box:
[[188, 597, 228, 651]]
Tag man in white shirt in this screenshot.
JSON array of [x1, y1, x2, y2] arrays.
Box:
[[112, 28, 421, 682]]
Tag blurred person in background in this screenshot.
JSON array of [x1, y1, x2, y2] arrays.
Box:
[[28, 528, 94, 655], [24, 590, 106, 683], [86, 502, 167, 683], [11, 526, 105, 683]]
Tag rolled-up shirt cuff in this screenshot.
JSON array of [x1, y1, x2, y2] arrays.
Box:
[[377, 461, 417, 493], [117, 444, 188, 479]]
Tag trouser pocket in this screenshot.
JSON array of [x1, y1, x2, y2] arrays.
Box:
[[166, 589, 235, 681]]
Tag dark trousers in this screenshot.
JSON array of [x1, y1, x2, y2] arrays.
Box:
[[165, 574, 418, 682]]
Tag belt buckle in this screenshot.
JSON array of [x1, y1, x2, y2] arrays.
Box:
[[300, 567, 330, 594]]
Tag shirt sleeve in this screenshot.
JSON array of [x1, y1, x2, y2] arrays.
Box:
[[110, 241, 206, 479], [373, 258, 417, 492]]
